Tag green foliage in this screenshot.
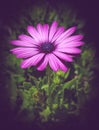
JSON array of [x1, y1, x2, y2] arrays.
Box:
[[20, 86, 37, 110], [7, 46, 94, 122], [62, 77, 77, 90]]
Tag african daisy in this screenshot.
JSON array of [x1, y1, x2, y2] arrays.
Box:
[[10, 21, 84, 72]]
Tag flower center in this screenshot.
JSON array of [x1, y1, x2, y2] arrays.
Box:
[[41, 42, 54, 53]]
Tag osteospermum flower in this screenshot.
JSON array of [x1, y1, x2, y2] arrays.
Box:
[[10, 21, 84, 72]]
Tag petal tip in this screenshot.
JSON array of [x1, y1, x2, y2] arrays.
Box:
[[27, 25, 33, 31], [52, 21, 58, 26], [21, 63, 26, 69], [10, 40, 15, 45]]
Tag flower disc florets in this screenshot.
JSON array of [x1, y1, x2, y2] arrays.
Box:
[[41, 42, 55, 53]]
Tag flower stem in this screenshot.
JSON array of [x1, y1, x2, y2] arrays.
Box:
[[46, 66, 52, 110]]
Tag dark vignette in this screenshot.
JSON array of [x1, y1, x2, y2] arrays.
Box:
[[0, 0, 99, 130]]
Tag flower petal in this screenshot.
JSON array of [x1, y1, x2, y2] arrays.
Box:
[[51, 26, 65, 43], [65, 41, 84, 47], [58, 35, 83, 45], [18, 34, 34, 42], [27, 25, 41, 43], [56, 27, 76, 42], [37, 23, 43, 39], [49, 21, 58, 42], [37, 24, 49, 42], [10, 47, 39, 58], [58, 42, 84, 49], [53, 51, 73, 62], [10, 40, 34, 47], [58, 60, 68, 72], [21, 53, 45, 68], [48, 54, 67, 72], [57, 47, 81, 54], [37, 55, 49, 71], [48, 54, 59, 71], [42, 24, 49, 42], [18, 34, 38, 45]]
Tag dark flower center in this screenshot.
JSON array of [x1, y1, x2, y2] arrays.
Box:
[[41, 42, 54, 53]]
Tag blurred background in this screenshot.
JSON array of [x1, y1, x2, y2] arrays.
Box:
[[0, 0, 99, 46], [0, 0, 99, 130]]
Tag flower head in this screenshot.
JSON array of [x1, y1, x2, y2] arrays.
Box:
[[10, 21, 84, 72]]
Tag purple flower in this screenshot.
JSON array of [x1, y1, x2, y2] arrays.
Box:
[[10, 21, 84, 72]]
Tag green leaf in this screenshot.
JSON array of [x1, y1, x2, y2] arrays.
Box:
[[52, 104, 58, 110], [23, 82, 32, 89], [39, 106, 51, 122], [41, 84, 48, 95], [62, 77, 77, 91], [55, 69, 70, 82], [21, 90, 32, 109], [29, 86, 37, 93], [64, 103, 69, 109], [41, 84, 48, 89], [14, 75, 25, 83]]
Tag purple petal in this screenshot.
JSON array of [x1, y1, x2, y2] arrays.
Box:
[[18, 34, 40, 46], [53, 51, 73, 62], [10, 40, 35, 47], [65, 41, 84, 47], [56, 27, 76, 42], [37, 23, 43, 40], [42, 24, 49, 42], [18, 34, 34, 42], [51, 26, 65, 43], [58, 35, 83, 45], [51, 54, 68, 72], [37, 55, 49, 71], [66, 41, 84, 47], [57, 47, 81, 54], [48, 54, 59, 71], [58, 60, 68, 72], [27, 25, 41, 43], [21, 53, 45, 68], [58, 41, 84, 49], [48, 54, 67, 72], [49, 21, 58, 42], [10, 47, 39, 58], [37, 23, 49, 42]]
